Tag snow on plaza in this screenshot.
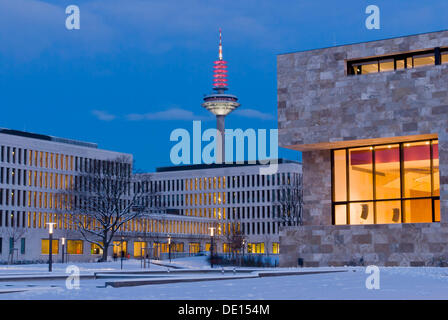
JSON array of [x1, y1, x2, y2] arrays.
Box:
[[0, 256, 447, 300]]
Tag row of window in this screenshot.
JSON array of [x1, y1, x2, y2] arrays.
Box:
[[184, 205, 280, 221], [135, 186, 296, 209], [0, 189, 133, 214], [347, 47, 448, 75], [184, 173, 299, 191], [0, 189, 68, 210], [0, 146, 131, 175], [0, 209, 284, 237], [39, 239, 280, 256], [332, 140, 440, 225], [0, 210, 217, 235], [140, 172, 299, 194], [0, 168, 73, 189], [184, 188, 289, 206], [222, 242, 280, 254]]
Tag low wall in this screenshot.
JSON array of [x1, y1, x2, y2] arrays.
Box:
[[279, 223, 448, 267]]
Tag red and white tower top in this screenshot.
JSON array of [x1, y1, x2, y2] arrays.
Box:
[[202, 28, 240, 116], [213, 28, 228, 89]]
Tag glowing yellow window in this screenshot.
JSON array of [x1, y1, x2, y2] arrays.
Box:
[[272, 243, 279, 254], [67, 240, 83, 254], [133, 242, 147, 257], [413, 54, 435, 68], [41, 239, 59, 254], [91, 243, 103, 255], [113, 241, 127, 256]]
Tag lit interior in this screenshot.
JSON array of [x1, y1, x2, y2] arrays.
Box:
[[333, 140, 440, 225]]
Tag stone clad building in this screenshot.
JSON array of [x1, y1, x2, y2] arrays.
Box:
[[278, 30, 448, 267]]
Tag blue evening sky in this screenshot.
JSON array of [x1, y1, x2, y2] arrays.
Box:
[[0, 0, 447, 171]]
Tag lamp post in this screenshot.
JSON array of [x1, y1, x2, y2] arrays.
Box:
[[209, 227, 215, 269], [120, 236, 125, 270], [168, 235, 171, 263], [242, 238, 246, 257], [46, 222, 56, 272], [61, 237, 66, 263]]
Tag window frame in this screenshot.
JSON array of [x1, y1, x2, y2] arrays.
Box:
[[347, 47, 446, 76], [331, 139, 440, 225]]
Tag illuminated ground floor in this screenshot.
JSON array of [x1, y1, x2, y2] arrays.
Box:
[[0, 214, 280, 263]]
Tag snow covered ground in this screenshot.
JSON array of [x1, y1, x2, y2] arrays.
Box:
[[0, 257, 447, 300], [162, 255, 211, 269], [0, 259, 168, 275]]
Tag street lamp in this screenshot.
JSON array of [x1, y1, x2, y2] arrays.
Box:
[[242, 238, 246, 266], [61, 237, 66, 263], [120, 236, 125, 270], [168, 235, 171, 263], [46, 222, 56, 272], [208, 227, 215, 269]]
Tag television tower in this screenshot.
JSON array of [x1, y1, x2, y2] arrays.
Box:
[[202, 29, 240, 164]]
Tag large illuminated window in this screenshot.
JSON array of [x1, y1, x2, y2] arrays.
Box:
[[41, 239, 59, 254], [67, 240, 83, 255], [133, 241, 147, 257], [113, 241, 127, 256], [332, 140, 440, 225], [189, 243, 200, 254]]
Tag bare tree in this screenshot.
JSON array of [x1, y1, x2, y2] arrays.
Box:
[[5, 227, 27, 264], [62, 156, 161, 262], [275, 173, 303, 227], [224, 229, 244, 259]]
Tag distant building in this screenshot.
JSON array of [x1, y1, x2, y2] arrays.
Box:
[[0, 128, 301, 263], [0, 128, 131, 262], [277, 30, 448, 267], [142, 159, 301, 256]]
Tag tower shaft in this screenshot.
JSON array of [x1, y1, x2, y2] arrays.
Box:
[[216, 115, 225, 163]]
